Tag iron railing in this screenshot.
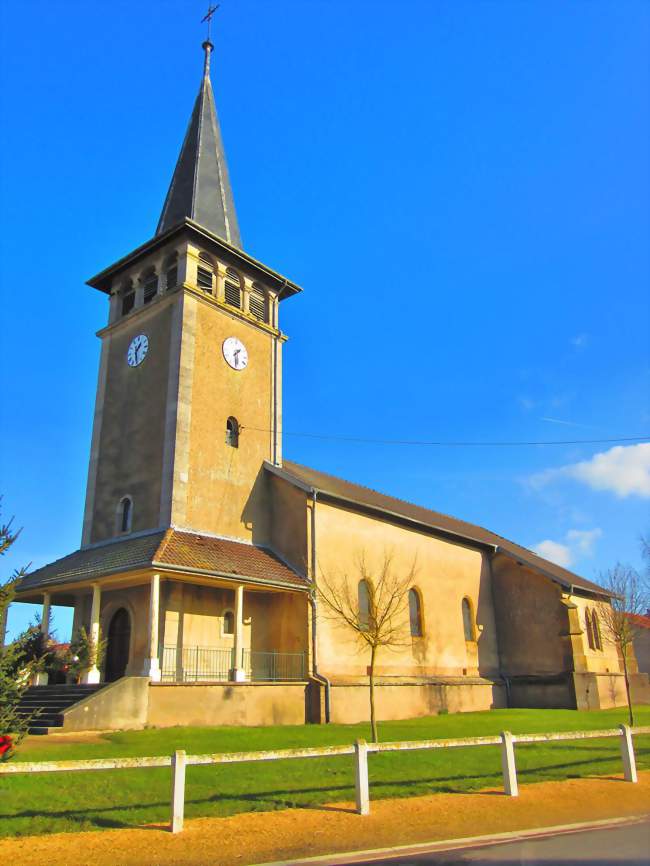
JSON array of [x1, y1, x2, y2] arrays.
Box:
[[160, 646, 233, 683], [160, 647, 308, 683], [242, 649, 307, 681]]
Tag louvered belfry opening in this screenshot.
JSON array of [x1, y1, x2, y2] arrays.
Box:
[[197, 252, 214, 293], [121, 281, 135, 316], [142, 270, 158, 304], [224, 267, 241, 308], [249, 282, 267, 322], [164, 254, 178, 291]]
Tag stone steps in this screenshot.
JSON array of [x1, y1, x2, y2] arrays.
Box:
[[17, 685, 105, 734]]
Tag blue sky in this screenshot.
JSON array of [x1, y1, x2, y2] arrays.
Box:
[[1, 0, 648, 642]]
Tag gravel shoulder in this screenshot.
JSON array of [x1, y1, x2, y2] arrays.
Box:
[[2, 771, 649, 866]]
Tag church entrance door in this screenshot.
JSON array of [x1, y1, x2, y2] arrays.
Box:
[[105, 607, 131, 682]]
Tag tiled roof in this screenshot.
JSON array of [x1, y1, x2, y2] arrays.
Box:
[[154, 530, 307, 588], [17, 531, 167, 591], [16, 529, 307, 594], [627, 613, 650, 631], [276, 460, 611, 599]]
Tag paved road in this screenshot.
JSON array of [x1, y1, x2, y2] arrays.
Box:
[[341, 819, 650, 865]]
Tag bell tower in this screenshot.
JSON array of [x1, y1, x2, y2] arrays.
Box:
[[81, 40, 301, 549]]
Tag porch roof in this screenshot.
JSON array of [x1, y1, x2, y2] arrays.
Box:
[[15, 528, 308, 595]]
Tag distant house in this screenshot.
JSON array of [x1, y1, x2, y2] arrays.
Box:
[[628, 613, 650, 675]]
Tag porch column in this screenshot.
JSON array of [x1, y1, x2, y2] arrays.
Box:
[[32, 591, 52, 684], [41, 592, 51, 638], [83, 583, 102, 684], [143, 573, 162, 682], [231, 584, 246, 682]]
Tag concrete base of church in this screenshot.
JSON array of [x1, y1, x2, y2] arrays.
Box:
[[573, 670, 650, 711], [62, 677, 150, 731], [505, 673, 577, 709], [37, 673, 650, 734], [630, 672, 650, 705], [503, 671, 650, 711], [326, 678, 506, 724], [147, 682, 308, 727]]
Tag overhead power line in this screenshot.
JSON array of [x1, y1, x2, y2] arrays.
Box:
[[240, 428, 650, 448]]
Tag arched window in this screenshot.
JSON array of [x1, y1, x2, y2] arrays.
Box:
[[462, 598, 475, 642], [224, 268, 242, 308], [164, 253, 178, 291], [585, 608, 595, 650], [249, 282, 267, 322], [197, 252, 214, 293], [358, 579, 371, 632], [142, 269, 158, 304], [592, 611, 602, 651], [118, 497, 132, 534], [223, 610, 235, 636], [121, 280, 135, 316], [409, 588, 423, 637], [226, 416, 239, 448]]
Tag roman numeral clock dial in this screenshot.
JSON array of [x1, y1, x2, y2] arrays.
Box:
[[126, 334, 149, 367]]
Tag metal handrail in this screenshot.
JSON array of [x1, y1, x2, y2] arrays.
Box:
[[159, 646, 308, 682], [241, 649, 307, 681], [160, 645, 233, 683]]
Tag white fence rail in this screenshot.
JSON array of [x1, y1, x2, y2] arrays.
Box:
[[1, 724, 648, 834]]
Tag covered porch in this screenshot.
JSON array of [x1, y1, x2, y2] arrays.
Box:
[[9, 528, 312, 688], [156, 575, 308, 683], [13, 570, 309, 685]]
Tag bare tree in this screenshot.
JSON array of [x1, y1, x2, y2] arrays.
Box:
[[598, 562, 649, 726], [317, 552, 417, 742], [641, 532, 650, 582]]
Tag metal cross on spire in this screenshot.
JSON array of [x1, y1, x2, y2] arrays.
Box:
[[201, 4, 220, 42]]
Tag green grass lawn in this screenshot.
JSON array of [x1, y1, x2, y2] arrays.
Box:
[[1, 706, 648, 837]]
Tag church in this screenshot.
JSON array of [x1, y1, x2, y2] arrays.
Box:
[[11, 36, 648, 733]]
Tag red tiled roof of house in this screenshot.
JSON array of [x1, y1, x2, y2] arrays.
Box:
[[626, 612, 650, 630]]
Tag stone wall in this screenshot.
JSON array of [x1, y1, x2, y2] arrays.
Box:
[[313, 500, 501, 681], [328, 679, 505, 724], [89, 299, 176, 544], [147, 682, 307, 727], [62, 677, 150, 731]]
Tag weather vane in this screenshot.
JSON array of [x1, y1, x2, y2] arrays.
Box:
[[201, 4, 220, 42]]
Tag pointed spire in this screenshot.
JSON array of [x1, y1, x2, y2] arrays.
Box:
[[156, 40, 242, 248]]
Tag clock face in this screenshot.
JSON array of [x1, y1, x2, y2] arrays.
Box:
[[127, 334, 149, 367], [223, 337, 248, 371]]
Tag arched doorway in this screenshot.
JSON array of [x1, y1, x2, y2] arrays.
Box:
[[105, 608, 131, 682]]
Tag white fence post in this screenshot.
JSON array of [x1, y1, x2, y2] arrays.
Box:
[[170, 750, 186, 833], [619, 724, 637, 783], [500, 731, 518, 797], [354, 738, 370, 815]]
